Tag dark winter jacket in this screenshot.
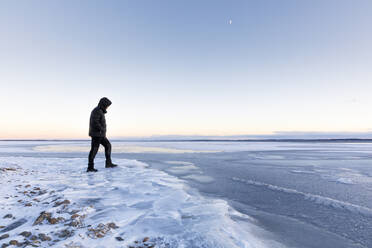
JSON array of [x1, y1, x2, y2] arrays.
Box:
[[89, 97, 112, 137]]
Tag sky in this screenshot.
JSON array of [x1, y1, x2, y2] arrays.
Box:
[[1, 0, 372, 139]]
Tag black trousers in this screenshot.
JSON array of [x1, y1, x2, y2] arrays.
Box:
[[88, 136, 112, 167]]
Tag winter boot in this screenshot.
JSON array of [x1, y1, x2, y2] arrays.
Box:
[[87, 163, 98, 172], [105, 160, 118, 168]]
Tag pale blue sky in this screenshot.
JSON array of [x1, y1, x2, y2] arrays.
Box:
[[1, 1, 371, 138]]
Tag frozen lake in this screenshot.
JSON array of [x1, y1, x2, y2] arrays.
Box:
[[1, 140, 371, 247]]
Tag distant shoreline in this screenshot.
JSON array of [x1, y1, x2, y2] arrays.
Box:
[[2, 138, 372, 143]]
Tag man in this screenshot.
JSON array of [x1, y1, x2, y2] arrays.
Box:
[[87, 97, 118, 172]]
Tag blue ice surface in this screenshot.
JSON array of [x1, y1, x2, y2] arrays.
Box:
[[1, 140, 372, 247]]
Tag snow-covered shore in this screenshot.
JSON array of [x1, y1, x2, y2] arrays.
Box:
[[0, 156, 282, 248]]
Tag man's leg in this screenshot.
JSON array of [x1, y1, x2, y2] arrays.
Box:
[[87, 137, 101, 171], [101, 137, 117, 168]]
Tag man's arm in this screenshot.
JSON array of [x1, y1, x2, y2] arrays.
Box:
[[91, 110, 103, 132]]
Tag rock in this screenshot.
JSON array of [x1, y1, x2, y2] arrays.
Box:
[[115, 236, 124, 241], [3, 214, 12, 219], [19, 231, 32, 237], [38, 190, 47, 195], [25, 185, 31, 188], [33, 212, 51, 225], [70, 214, 79, 220], [33, 187, 40, 190], [53, 200, 70, 207], [1, 243, 9, 248], [58, 217, 65, 221], [107, 222, 118, 229], [38, 233, 51, 241], [30, 235, 38, 240], [68, 221, 79, 227], [0, 226, 4, 229], [48, 217, 65, 225], [143, 237, 149, 242], [87, 223, 112, 239], [25, 203, 32, 207], [49, 218, 58, 224], [57, 229, 74, 239], [0, 234, 9, 240], [8, 240, 18, 246]]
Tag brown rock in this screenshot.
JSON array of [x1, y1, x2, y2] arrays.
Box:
[[48, 218, 58, 224], [87, 223, 112, 239], [9, 240, 18, 246], [19, 231, 32, 237], [70, 214, 79, 219], [0, 234, 9, 240], [108, 222, 119, 229], [30, 235, 38, 240], [25, 185, 31, 188], [54, 200, 70, 207], [143, 237, 149, 242], [25, 203, 32, 207], [47, 217, 65, 224], [38, 233, 51, 241], [33, 212, 51, 225]]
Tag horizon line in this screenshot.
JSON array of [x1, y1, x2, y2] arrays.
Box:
[[2, 138, 372, 143]]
